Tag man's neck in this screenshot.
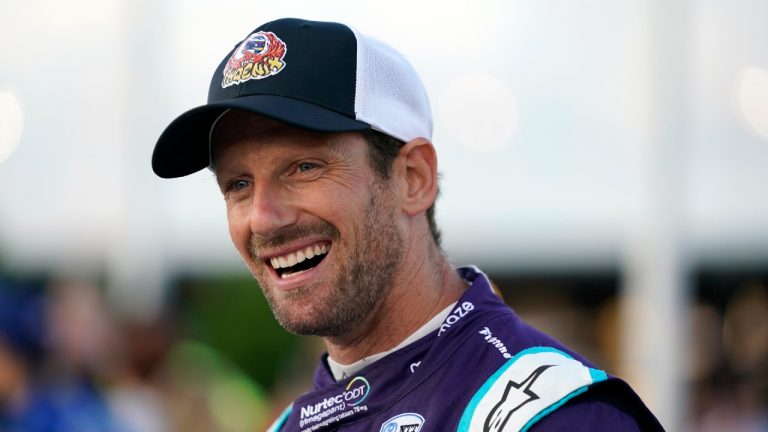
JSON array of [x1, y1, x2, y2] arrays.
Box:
[[323, 249, 467, 365], [326, 300, 456, 380]]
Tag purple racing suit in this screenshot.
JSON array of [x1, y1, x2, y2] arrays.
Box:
[[268, 266, 663, 431]]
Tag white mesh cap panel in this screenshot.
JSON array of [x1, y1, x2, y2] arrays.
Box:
[[351, 28, 433, 142]]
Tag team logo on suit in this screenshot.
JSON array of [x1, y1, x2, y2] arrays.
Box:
[[380, 413, 425, 432]]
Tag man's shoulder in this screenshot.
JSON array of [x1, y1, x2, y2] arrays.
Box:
[[453, 346, 663, 431], [442, 297, 662, 431], [450, 299, 590, 367], [530, 397, 642, 431], [449, 267, 596, 366], [531, 379, 665, 431], [454, 344, 609, 431]]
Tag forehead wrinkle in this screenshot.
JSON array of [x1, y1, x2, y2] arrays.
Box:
[[210, 110, 286, 171], [210, 124, 296, 176], [214, 126, 364, 165]]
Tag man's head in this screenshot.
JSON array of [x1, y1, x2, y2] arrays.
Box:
[[153, 18, 441, 336], [152, 18, 432, 178]]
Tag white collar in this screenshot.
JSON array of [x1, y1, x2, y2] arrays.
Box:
[[327, 301, 457, 382]]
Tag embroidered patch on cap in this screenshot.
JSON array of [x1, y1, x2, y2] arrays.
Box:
[[222, 31, 287, 88]]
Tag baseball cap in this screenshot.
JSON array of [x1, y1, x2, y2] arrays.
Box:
[[152, 17, 433, 178]]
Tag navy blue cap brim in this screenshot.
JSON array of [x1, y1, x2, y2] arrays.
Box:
[[152, 95, 370, 178]]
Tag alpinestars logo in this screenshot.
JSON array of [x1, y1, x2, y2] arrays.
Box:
[[483, 365, 554, 432], [460, 348, 608, 432]]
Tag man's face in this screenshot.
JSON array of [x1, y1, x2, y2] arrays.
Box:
[[212, 111, 404, 336]]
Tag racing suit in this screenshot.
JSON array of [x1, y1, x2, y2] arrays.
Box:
[[268, 266, 663, 431]]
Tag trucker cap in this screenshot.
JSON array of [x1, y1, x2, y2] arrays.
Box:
[[152, 17, 433, 178]]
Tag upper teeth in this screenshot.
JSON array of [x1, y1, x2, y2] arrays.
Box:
[[270, 244, 328, 269]]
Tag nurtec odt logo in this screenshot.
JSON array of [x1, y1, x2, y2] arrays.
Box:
[[299, 376, 371, 420], [345, 376, 371, 406], [221, 31, 287, 88]]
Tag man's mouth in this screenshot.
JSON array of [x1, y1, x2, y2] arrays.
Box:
[[268, 243, 330, 279]]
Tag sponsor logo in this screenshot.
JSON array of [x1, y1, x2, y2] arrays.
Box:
[[380, 413, 425, 432], [484, 365, 553, 432], [459, 348, 609, 432], [479, 327, 513, 359], [409, 361, 421, 373], [345, 376, 371, 406], [438, 302, 475, 336], [222, 31, 287, 88], [298, 376, 371, 429]]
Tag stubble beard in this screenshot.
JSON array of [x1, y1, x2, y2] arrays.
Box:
[[248, 184, 404, 337]]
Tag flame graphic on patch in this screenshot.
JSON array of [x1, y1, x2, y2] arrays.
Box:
[[221, 31, 287, 88]]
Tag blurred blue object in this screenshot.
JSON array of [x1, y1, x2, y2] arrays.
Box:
[[0, 278, 123, 432], [0, 278, 47, 363], [1, 380, 122, 432]]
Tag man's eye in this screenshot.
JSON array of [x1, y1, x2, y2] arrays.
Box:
[[297, 162, 316, 173], [228, 179, 250, 191]]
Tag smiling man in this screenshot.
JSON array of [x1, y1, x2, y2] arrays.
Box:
[[210, 112, 462, 348], [152, 18, 662, 432]]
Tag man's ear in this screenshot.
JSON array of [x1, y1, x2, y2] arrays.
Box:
[[394, 138, 438, 216]]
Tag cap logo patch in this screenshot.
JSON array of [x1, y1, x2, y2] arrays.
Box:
[[221, 31, 287, 88]]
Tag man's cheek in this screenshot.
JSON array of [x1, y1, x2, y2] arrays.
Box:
[[227, 226, 253, 267], [226, 212, 248, 245]]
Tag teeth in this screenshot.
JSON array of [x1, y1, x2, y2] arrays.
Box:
[[269, 244, 329, 270], [281, 268, 309, 279]]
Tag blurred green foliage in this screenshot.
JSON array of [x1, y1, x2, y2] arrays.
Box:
[[178, 276, 300, 390]]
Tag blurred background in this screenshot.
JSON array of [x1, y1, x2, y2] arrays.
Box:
[[1, 0, 767, 430]]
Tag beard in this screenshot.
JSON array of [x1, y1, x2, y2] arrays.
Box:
[[248, 183, 404, 337]]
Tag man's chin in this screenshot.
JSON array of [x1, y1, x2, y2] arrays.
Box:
[[262, 287, 327, 333], [268, 294, 363, 337], [273, 309, 347, 337]]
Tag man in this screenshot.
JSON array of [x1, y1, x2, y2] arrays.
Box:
[[152, 18, 663, 431]]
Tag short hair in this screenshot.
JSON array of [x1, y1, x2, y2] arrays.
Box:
[[361, 130, 442, 248]]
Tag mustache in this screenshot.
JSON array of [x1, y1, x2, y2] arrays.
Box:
[[249, 221, 340, 260]]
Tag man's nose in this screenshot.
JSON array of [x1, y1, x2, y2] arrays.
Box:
[[248, 184, 297, 238]]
